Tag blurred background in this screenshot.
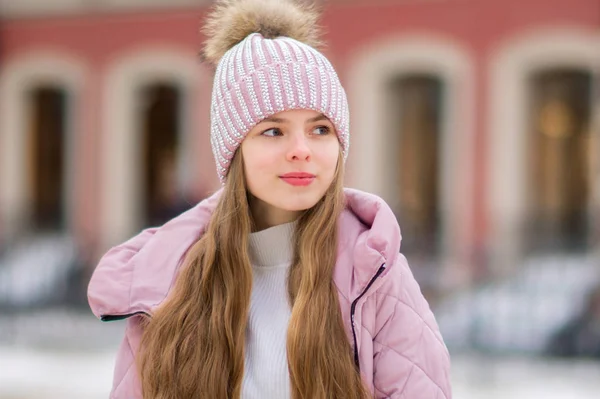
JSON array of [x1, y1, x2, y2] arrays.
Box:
[[1, 0, 600, 397]]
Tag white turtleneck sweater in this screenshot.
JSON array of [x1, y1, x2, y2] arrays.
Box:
[[242, 221, 296, 399]]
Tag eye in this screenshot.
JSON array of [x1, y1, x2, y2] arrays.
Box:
[[261, 128, 282, 137], [313, 126, 331, 136]]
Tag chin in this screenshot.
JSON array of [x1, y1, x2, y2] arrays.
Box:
[[275, 191, 324, 211], [276, 198, 319, 212]]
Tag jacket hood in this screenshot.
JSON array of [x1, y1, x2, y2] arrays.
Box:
[[335, 188, 402, 300], [88, 188, 402, 319]]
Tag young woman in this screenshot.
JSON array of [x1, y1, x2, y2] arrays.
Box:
[[88, 1, 452, 398]]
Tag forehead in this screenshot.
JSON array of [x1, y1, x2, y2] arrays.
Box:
[[271, 109, 321, 119], [260, 109, 330, 124]]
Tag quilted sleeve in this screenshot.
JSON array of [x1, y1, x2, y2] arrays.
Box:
[[372, 254, 452, 399], [110, 315, 145, 399]]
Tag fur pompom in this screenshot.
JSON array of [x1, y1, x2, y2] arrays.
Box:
[[201, 0, 323, 65]]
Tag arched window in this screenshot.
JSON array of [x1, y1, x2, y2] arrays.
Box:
[[139, 83, 186, 227], [527, 69, 593, 252], [387, 74, 443, 255], [28, 86, 67, 231]]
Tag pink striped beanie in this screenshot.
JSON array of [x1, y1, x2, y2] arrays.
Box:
[[209, 32, 350, 183]]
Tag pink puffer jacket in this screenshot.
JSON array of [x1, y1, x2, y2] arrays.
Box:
[[88, 188, 452, 398]]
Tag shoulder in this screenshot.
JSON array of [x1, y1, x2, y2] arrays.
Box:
[[88, 190, 223, 319]]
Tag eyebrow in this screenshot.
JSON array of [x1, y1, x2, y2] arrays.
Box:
[[259, 114, 329, 124]]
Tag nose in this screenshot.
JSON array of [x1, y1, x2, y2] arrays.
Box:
[[286, 131, 311, 162]]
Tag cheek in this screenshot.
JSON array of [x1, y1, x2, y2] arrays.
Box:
[[316, 142, 340, 177], [246, 155, 274, 177], [242, 147, 276, 188]]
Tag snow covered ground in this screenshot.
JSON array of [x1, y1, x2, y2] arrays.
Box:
[[451, 354, 600, 399], [1, 309, 599, 398], [2, 345, 600, 398], [0, 346, 116, 399]]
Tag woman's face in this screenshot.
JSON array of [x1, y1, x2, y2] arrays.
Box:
[[240, 109, 340, 220]]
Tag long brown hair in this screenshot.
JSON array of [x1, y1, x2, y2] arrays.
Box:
[[138, 150, 370, 399]]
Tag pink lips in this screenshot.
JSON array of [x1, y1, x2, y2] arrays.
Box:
[[279, 172, 316, 187]]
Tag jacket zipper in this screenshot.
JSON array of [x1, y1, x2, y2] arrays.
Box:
[[101, 311, 149, 322], [350, 263, 386, 370]]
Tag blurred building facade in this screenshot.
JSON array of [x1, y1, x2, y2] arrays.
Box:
[[0, 0, 599, 308]]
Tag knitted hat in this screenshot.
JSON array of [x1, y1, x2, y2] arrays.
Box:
[[202, 0, 350, 183]]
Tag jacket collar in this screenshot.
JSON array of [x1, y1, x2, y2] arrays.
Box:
[[125, 188, 401, 314], [335, 188, 402, 299]]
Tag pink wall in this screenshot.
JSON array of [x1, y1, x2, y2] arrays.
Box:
[[0, 8, 208, 250], [1, 0, 598, 261], [324, 0, 600, 251]]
